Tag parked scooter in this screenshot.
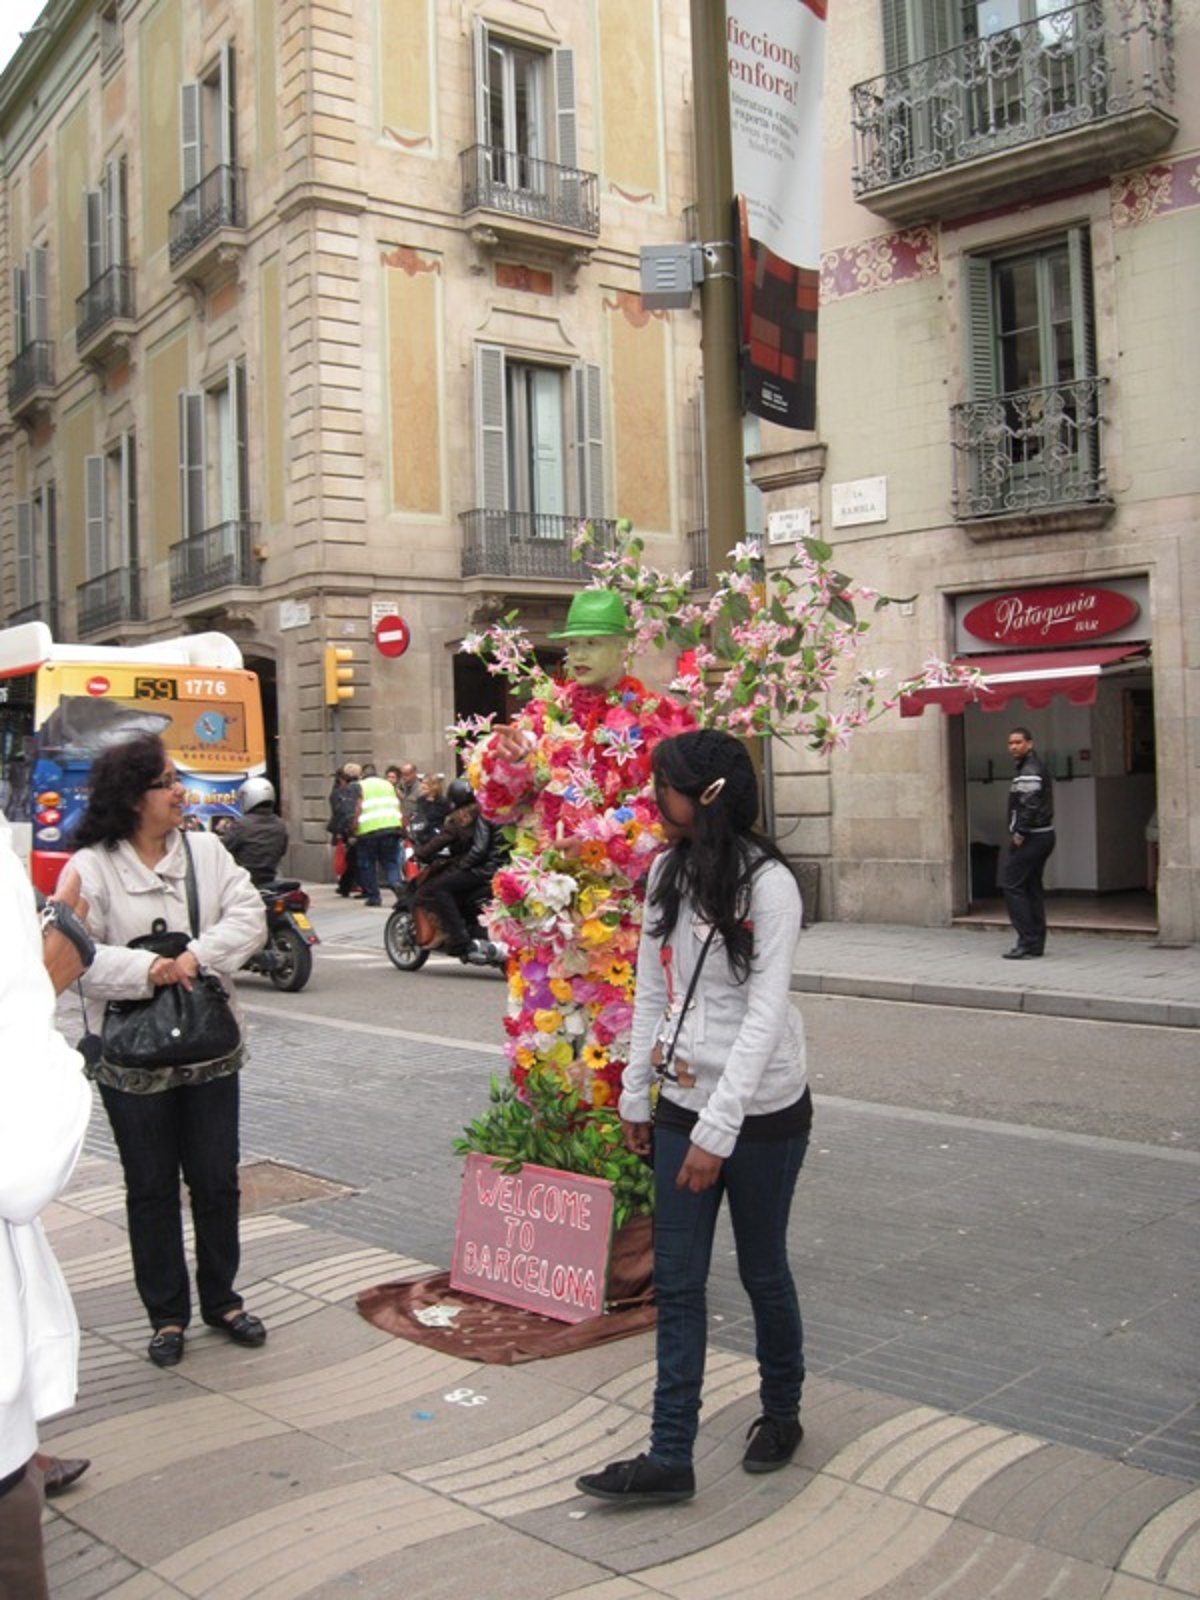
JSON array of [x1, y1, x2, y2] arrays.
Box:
[[242, 880, 318, 991], [383, 877, 504, 973]]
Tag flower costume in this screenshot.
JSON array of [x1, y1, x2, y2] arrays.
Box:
[[469, 672, 693, 1108]]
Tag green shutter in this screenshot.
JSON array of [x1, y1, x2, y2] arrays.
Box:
[[963, 254, 997, 399], [475, 344, 508, 511], [1067, 226, 1096, 379], [881, 0, 910, 71]]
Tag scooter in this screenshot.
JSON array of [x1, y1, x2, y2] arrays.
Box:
[[242, 880, 319, 991], [383, 876, 505, 973]]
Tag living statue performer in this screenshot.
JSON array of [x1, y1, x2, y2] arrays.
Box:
[[468, 590, 694, 1109]]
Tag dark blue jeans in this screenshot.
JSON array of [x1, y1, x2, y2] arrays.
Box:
[[650, 1124, 808, 1467], [357, 831, 402, 903], [99, 1074, 243, 1330]]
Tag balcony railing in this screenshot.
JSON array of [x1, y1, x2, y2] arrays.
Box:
[[168, 165, 245, 268], [461, 510, 616, 580], [852, 0, 1175, 213], [7, 341, 54, 413], [77, 567, 143, 634], [461, 145, 601, 236], [169, 519, 260, 602], [10, 598, 59, 634], [686, 528, 709, 591], [950, 376, 1109, 521], [76, 265, 136, 350]]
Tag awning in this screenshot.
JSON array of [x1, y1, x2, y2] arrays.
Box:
[[899, 645, 1148, 718]]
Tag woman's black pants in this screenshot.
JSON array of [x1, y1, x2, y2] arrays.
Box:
[[100, 1074, 243, 1330]]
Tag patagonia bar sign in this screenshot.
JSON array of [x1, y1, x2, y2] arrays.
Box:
[[963, 585, 1140, 648]]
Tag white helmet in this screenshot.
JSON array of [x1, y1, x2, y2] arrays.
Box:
[[238, 776, 276, 813]]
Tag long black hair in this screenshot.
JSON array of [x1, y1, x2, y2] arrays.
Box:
[[73, 734, 168, 849], [647, 729, 794, 983]]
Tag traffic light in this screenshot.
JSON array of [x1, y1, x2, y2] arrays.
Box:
[[323, 645, 355, 706]]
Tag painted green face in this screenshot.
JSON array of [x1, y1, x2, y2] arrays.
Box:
[[564, 634, 627, 689]]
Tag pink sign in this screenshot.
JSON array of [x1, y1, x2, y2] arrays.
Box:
[[450, 1155, 615, 1324]]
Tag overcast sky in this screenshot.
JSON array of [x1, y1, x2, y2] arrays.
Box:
[[0, 1, 50, 78]]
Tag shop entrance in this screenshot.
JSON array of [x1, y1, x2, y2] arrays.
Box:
[[960, 661, 1157, 932]]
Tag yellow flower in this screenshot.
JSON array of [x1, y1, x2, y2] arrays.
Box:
[[533, 1008, 563, 1034], [515, 1047, 535, 1070], [579, 918, 612, 947], [591, 1080, 612, 1107], [603, 960, 634, 989], [549, 977, 574, 1003], [549, 1040, 573, 1068], [583, 1043, 609, 1071], [509, 971, 527, 1000]]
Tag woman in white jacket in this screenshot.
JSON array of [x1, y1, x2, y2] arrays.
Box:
[[578, 730, 812, 1505], [70, 735, 267, 1369], [0, 819, 92, 1599]]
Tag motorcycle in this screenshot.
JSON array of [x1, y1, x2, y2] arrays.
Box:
[[242, 879, 319, 991], [383, 876, 505, 974]]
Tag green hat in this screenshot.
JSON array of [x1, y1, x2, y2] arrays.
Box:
[[549, 590, 633, 640]]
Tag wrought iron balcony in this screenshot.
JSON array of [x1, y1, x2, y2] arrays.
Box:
[[9, 598, 59, 634], [950, 376, 1110, 524], [461, 145, 601, 238], [169, 520, 261, 602], [461, 510, 615, 580], [75, 265, 136, 360], [77, 567, 144, 635], [852, 0, 1176, 222], [169, 165, 246, 275], [686, 528, 709, 591], [7, 341, 55, 418]]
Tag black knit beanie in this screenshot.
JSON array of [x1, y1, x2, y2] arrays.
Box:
[[658, 729, 760, 828]]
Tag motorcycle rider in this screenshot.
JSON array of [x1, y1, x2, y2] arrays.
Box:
[[224, 778, 288, 887], [414, 779, 505, 964]]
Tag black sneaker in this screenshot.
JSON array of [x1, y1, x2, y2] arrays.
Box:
[[576, 1453, 695, 1504], [742, 1415, 803, 1474]]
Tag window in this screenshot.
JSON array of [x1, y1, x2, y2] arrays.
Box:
[[83, 156, 128, 285], [85, 434, 137, 579], [957, 226, 1103, 514], [180, 43, 236, 197], [474, 346, 604, 525], [12, 246, 49, 353], [179, 363, 247, 539], [16, 484, 57, 617], [99, 1, 122, 66], [473, 22, 577, 187]]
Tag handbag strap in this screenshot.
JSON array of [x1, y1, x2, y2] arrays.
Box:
[[657, 923, 718, 1077], [181, 834, 201, 939]]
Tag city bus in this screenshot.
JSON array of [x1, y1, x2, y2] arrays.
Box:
[[0, 622, 266, 894]]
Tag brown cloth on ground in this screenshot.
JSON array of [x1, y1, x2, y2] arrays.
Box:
[[356, 1214, 655, 1364]]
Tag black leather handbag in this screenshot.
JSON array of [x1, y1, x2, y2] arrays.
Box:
[[99, 838, 241, 1073]]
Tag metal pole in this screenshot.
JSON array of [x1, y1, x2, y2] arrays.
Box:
[[690, 0, 745, 580]]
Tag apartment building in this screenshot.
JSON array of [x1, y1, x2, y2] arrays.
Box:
[[0, 0, 704, 875], [752, 0, 1198, 944]]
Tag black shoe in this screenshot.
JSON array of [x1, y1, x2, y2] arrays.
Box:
[[743, 1415, 803, 1474], [204, 1310, 267, 1347], [465, 939, 502, 966], [39, 1455, 91, 1496], [148, 1328, 185, 1367], [1003, 946, 1032, 959], [576, 1453, 695, 1504]]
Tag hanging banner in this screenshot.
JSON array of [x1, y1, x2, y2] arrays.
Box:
[[728, 0, 826, 430]]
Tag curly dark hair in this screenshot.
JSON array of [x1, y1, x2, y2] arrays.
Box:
[[73, 734, 169, 849], [647, 730, 794, 984]]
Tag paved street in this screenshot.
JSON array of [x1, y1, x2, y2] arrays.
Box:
[[41, 900, 1200, 1597]]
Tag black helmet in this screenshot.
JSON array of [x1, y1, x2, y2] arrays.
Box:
[[447, 777, 473, 807]]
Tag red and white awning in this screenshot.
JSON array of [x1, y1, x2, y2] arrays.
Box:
[[899, 645, 1148, 718]]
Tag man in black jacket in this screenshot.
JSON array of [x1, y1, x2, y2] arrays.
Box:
[[416, 795, 505, 962], [1001, 727, 1055, 959]]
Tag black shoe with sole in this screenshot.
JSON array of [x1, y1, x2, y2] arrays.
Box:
[[203, 1310, 267, 1347], [576, 1453, 695, 1504], [743, 1415, 803, 1473], [148, 1328, 185, 1367]]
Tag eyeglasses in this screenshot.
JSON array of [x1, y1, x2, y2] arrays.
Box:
[[146, 773, 182, 791]]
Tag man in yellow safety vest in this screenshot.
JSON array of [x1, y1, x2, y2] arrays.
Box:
[[353, 765, 404, 906]]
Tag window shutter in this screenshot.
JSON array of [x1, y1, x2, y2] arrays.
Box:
[[554, 49, 577, 169], [85, 188, 103, 284], [963, 254, 997, 399], [16, 502, 34, 608], [473, 18, 490, 146], [232, 360, 249, 519], [881, 0, 910, 71], [103, 157, 127, 269], [695, 377, 708, 528], [180, 82, 202, 192], [573, 362, 605, 519], [29, 247, 49, 342], [917, 0, 954, 55], [1067, 226, 1096, 379], [85, 455, 107, 577], [220, 42, 237, 166], [44, 483, 58, 615], [12, 266, 27, 351], [179, 389, 206, 537], [120, 431, 138, 565], [475, 344, 508, 511]]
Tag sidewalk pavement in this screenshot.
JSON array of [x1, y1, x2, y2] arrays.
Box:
[[306, 882, 1200, 1029], [40, 1146, 1200, 1600]]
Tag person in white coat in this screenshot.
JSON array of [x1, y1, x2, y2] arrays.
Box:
[[0, 819, 93, 1600], [70, 734, 267, 1369]]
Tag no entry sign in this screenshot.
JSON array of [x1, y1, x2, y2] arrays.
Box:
[[373, 614, 410, 658]]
